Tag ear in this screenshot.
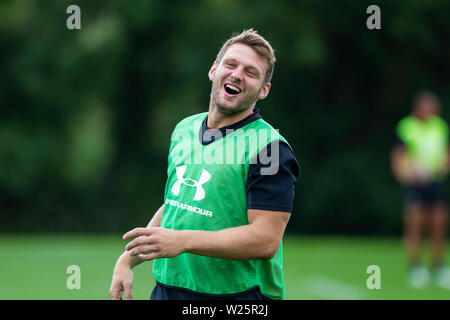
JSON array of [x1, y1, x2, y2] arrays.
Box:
[[208, 61, 217, 82], [258, 82, 271, 100]]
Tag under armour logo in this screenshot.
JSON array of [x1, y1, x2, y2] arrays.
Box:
[[171, 165, 211, 200]]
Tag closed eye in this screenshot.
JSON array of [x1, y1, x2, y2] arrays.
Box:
[[247, 69, 259, 78]]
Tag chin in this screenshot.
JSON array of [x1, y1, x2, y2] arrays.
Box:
[[216, 102, 247, 115], [216, 105, 237, 115], [212, 93, 252, 115]]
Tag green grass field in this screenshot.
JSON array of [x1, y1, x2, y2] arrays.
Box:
[[0, 234, 449, 299]]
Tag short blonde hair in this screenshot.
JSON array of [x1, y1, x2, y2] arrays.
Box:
[[215, 29, 276, 84]]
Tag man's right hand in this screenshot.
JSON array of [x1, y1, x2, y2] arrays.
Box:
[[109, 205, 164, 300], [109, 257, 135, 300]]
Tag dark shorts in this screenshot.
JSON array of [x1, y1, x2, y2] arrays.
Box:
[[403, 182, 448, 206], [150, 282, 271, 300]]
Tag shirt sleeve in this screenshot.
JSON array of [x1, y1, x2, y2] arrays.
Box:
[[246, 141, 300, 213]]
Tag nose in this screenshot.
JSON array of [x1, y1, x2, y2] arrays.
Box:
[[230, 67, 244, 82]]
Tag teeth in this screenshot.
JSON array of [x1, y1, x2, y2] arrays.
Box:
[[225, 84, 241, 93]]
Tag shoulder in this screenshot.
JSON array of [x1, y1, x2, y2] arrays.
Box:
[[174, 112, 208, 129], [246, 141, 300, 213], [252, 118, 298, 172], [396, 115, 417, 140], [396, 115, 415, 130], [432, 115, 449, 129], [249, 119, 293, 149], [250, 141, 300, 179], [273, 141, 300, 175]]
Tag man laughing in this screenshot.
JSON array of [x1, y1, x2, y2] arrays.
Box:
[[109, 29, 300, 300]]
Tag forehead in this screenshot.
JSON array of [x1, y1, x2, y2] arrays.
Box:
[[221, 43, 266, 71]]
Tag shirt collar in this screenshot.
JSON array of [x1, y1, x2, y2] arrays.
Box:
[[199, 108, 262, 145]]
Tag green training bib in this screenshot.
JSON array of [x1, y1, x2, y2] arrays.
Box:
[[153, 112, 292, 299], [396, 115, 448, 181]]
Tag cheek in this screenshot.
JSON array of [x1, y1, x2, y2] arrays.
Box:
[[247, 80, 264, 93], [210, 71, 222, 85]]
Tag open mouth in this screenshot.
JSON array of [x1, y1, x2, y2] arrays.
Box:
[[224, 83, 242, 96]]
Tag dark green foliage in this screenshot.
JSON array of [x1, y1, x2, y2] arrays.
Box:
[[1, 1, 449, 234]]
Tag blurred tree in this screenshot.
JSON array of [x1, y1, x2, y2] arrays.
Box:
[[1, 0, 449, 235]]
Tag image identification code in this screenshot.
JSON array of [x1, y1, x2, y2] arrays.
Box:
[[182, 304, 268, 317]]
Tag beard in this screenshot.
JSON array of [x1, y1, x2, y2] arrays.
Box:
[[210, 79, 261, 115]]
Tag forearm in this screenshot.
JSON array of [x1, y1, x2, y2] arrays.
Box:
[[118, 204, 165, 269], [181, 224, 276, 260], [391, 147, 413, 184], [125, 210, 290, 262], [116, 250, 144, 270], [147, 204, 164, 228]]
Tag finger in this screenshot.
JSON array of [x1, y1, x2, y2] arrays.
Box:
[[138, 252, 159, 261], [109, 288, 123, 300], [125, 236, 148, 251], [124, 282, 133, 300], [124, 291, 133, 300], [129, 244, 157, 256], [123, 227, 152, 240], [126, 236, 155, 251]]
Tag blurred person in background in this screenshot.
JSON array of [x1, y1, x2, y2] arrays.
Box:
[[391, 90, 450, 289]]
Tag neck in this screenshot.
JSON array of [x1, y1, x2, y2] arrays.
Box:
[[207, 103, 254, 129], [413, 113, 431, 122]]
